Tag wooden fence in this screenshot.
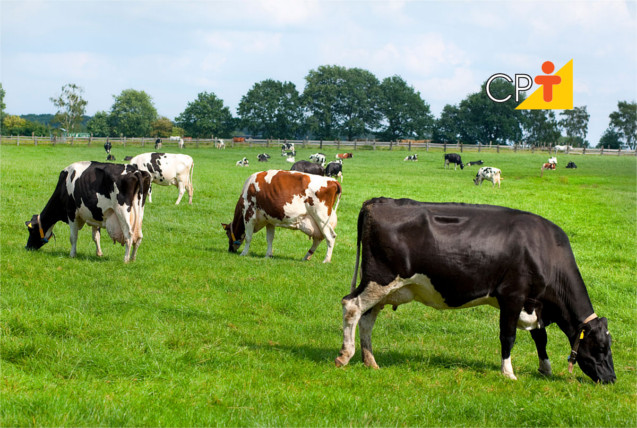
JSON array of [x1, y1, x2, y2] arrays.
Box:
[[1, 135, 635, 156]]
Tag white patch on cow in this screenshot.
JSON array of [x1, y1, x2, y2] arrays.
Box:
[[65, 161, 92, 196], [501, 357, 517, 380], [263, 170, 279, 184], [379, 274, 499, 311], [517, 309, 540, 331]]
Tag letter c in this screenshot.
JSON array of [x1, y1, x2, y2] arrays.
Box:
[[486, 73, 512, 103]]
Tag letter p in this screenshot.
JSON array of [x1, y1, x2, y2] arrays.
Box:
[[514, 74, 532, 102]]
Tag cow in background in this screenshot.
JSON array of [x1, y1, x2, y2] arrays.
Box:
[[129, 152, 194, 204], [257, 153, 271, 162], [474, 167, 502, 187], [25, 161, 151, 263], [541, 162, 556, 177], [335, 198, 616, 383], [404, 154, 418, 161], [566, 161, 577, 169], [291, 160, 324, 176], [236, 157, 249, 167], [223, 170, 342, 263], [466, 160, 484, 167], [444, 153, 464, 170], [310, 153, 326, 166], [216, 139, 226, 149], [336, 153, 353, 159], [325, 160, 343, 182], [281, 142, 295, 156]]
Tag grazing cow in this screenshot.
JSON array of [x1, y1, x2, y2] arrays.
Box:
[[257, 153, 271, 162], [335, 198, 616, 383], [404, 154, 418, 161], [281, 142, 295, 156], [25, 161, 151, 263], [541, 162, 556, 177], [104, 141, 112, 154], [222, 170, 342, 263], [291, 160, 324, 176], [566, 161, 577, 169], [336, 153, 353, 159], [310, 153, 326, 166], [466, 160, 484, 167], [474, 167, 502, 187], [129, 152, 194, 205], [236, 157, 249, 167], [325, 160, 343, 182], [106, 154, 116, 161], [155, 138, 162, 150], [216, 139, 226, 149], [444, 153, 464, 170]]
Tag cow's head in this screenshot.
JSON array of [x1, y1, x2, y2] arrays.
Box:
[[473, 174, 480, 185], [25, 214, 51, 250], [571, 317, 616, 384], [222, 223, 243, 253]]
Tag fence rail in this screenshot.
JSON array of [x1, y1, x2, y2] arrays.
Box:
[[1, 135, 635, 156]]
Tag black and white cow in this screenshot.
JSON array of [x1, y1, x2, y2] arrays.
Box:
[[566, 161, 577, 169], [290, 160, 324, 176], [281, 142, 295, 156], [336, 198, 616, 384], [129, 153, 194, 205], [309, 153, 326, 166], [104, 141, 112, 154], [25, 161, 152, 263], [325, 160, 343, 182], [466, 160, 484, 167], [474, 166, 501, 187], [444, 153, 464, 170], [257, 153, 271, 162], [236, 157, 249, 167], [404, 154, 418, 161]]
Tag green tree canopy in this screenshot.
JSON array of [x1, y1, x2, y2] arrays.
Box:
[[609, 101, 637, 149], [238, 79, 302, 139], [559, 106, 589, 147], [108, 89, 158, 137], [597, 127, 622, 149], [0, 83, 6, 125], [86, 111, 110, 137], [175, 92, 235, 138], [433, 104, 462, 144], [302, 65, 381, 141], [151, 116, 174, 138], [376, 75, 433, 141], [50, 83, 88, 134], [522, 110, 561, 146]]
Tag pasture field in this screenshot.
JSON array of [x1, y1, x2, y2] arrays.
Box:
[[1, 144, 635, 427]]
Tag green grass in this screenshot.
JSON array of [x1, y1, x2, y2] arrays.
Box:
[[1, 145, 635, 426]]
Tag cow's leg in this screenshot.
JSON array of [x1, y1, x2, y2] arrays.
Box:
[[336, 279, 405, 367], [359, 305, 382, 368], [499, 304, 522, 380], [303, 237, 321, 261], [69, 221, 80, 258], [92, 226, 103, 257], [186, 179, 193, 204], [129, 236, 142, 262], [240, 222, 256, 256], [265, 224, 275, 258], [175, 181, 186, 205], [530, 328, 552, 376], [320, 224, 337, 263]]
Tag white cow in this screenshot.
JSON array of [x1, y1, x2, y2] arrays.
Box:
[[216, 139, 226, 149], [473, 167, 502, 188], [309, 153, 326, 166], [554, 145, 572, 153], [129, 153, 194, 205]]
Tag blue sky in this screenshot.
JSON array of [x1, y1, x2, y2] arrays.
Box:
[[2, 0, 636, 143]]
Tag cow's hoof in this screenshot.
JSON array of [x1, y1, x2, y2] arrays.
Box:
[[335, 356, 349, 367], [502, 372, 518, 380]]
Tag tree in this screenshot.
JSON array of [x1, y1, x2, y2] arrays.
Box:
[[433, 104, 462, 143], [151, 116, 174, 138], [86, 111, 110, 137], [608, 101, 637, 149], [597, 127, 622, 149], [302, 65, 381, 141], [376, 76, 433, 141], [3, 115, 27, 134], [522, 110, 561, 146], [50, 83, 88, 135], [238, 79, 302, 139], [559, 106, 589, 147], [175, 92, 234, 138], [0, 83, 6, 125], [108, 89, 158, 137]]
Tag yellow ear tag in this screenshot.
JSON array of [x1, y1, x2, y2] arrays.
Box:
[[580, 331, 585, 340], [27, 222, 32, 228]]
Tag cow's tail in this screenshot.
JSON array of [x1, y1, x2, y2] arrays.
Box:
[[350, 203, 365, 293], [324, 181, 342, 230]]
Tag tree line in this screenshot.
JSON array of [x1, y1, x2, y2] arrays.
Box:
[[1, 65, 635, 149]]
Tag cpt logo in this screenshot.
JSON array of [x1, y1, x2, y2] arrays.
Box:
[[486, 59, 573, 110]]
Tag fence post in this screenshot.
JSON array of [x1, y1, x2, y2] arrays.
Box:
[[618, 147, 621, 156], [426, 141, 429, 152], [408, 140, 412, 151], [373, 140, 376, 151], [390, 141, 393, 151], [123, 136, 126, 148], [443, 142, 446, 153], [337, 139, 340, 150], [33, 132, 36, 146], [600, 146, 604, 156], [582, 146, 586, 155], [320, 140, 323, 150], [196, 138, 199, 149], [497, 144, 500, 153], [460, 142, 463, 153], [354, 140, 357, 150], [89, 133, 93, 147]]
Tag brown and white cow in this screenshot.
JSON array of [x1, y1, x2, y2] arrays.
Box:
[[25, 161, 151, 263], [129, 153, 194, 205], [222, 170, 342, 263], [336, 153, 353, 159]]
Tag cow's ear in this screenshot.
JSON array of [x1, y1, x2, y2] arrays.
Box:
[[221, 223, 229, 230], [26, 221, 33, 229]]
